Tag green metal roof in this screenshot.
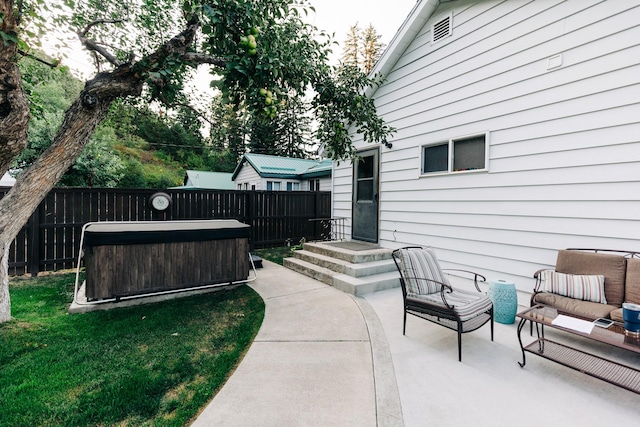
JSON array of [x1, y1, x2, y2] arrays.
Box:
[[170, 170, 235, 190], [232, 153, 333, 180]]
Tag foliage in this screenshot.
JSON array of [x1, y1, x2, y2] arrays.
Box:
[[314, 65, 393, 159], [0, 272, 264, 426], [57, 126, 125, 187]]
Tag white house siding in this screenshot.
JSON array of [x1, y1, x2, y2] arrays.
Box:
[[234, 165, 262, 190], [334, 0, 640, 293]]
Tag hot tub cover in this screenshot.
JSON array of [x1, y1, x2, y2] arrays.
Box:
[[83, 220, 250, 247]]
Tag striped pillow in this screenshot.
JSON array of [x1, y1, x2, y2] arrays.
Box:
[[542, 271, 607, 304], [396, 247, 450, 295]]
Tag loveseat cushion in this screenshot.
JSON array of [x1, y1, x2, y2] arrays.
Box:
[[612, 258, 640, 322], [555, 250, 626, 307], [625, 258, 640, 304], [541, 271, 606, 304], [533, 292, 616, 320]]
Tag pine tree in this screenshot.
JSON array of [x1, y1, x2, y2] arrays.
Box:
[[340, 23, 386, 74], [361, 24, 385, 74], [341, 23, 361, 68]]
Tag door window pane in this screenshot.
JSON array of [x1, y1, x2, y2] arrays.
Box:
[[357, 180, 374, 201], [357, 156, 374, 179]]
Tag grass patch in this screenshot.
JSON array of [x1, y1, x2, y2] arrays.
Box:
[[0, 272, 264, 427], [253, 246, 298, 265]]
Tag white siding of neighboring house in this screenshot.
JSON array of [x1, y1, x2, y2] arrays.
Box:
[[302, 176, 332, 192], [234, 164, 262, 190], [334, 0, 640, 293], [318, 176, 332, 192]]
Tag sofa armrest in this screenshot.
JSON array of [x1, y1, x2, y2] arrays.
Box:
[[533, 269, 553, 293]]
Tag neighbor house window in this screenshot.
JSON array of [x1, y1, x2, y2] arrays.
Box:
[[309, 179, 320, 191], [286, 182, 300, 191], [422, 133, 488, 175], [267, 181, 281, 191]]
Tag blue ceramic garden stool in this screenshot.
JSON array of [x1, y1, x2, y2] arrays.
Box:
[[488, 279, 518, 324]]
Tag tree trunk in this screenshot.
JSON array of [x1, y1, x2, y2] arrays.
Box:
[[0, 0, 30, 176], [0, 71, 142, 322]]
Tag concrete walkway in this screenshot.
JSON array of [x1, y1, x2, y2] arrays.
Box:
[[193, 261, 640, 426], [192, 260, 403, 426]]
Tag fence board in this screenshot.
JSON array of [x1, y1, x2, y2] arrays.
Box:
[[1, 187, 331, 276]]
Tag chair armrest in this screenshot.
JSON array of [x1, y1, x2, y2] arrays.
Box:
[[442, 268, 487, 292], [404, 276, 455, 309]]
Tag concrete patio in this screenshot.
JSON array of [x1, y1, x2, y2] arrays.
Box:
[[193, 260, 640, 426]]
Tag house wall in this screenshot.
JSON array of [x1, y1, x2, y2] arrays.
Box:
[[302, 176, 332, 192], [334, 0, 640, 292], [234, 164, 262, 190], [233, 163, 331, 191]]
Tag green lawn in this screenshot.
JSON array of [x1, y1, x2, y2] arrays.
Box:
[[253, 245, 298, 265], [0, 272, 264, 427]]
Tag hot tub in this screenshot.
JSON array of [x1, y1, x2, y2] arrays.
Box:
[[81, 220, 251, 301]]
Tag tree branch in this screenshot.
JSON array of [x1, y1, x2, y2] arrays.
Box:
[[17, 49, 59, 67], [181, 52, 226, 68], [77, 19, 126, 67]]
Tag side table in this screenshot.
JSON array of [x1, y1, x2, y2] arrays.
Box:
[[488, 279, 518, 324]]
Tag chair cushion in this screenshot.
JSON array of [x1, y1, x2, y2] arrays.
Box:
[[541, 271, 606, 304], [396, 247, 450, 295], [411, 289, 493, 321], [555, 250, 626, 307]]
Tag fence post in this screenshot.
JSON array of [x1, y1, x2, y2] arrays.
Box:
[[28, 202, 41, 277]]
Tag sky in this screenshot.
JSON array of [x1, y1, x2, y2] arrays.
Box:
[[303, 0, 419, 63]]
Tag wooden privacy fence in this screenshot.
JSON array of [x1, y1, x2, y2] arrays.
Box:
[[1, 187, 331, 276]]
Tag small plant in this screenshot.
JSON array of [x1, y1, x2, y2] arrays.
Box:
[[290, 237, 306, 252]]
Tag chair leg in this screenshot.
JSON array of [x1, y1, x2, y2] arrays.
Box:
[[403, 310, 407, 335], [490, 309, 494, 341], [457, 327, 463, 362]]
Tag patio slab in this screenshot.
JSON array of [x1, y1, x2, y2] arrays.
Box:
[[365, 286, 640, 427]]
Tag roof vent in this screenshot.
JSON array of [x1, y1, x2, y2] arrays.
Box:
[[432, 14, 452, 44]]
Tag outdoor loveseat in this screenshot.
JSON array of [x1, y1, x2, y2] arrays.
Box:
[[532, 248, 640, 322]]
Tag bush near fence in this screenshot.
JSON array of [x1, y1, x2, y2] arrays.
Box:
[[0, 187, 331, 276]]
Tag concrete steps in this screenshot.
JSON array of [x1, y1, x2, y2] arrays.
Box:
[[283, 241, 400, 296]]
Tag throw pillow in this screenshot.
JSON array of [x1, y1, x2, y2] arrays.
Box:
[[542, 271, 607, 304], [397, 247, 450, 295]]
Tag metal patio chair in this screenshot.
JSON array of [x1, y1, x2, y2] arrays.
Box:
[[392, 246, 494, 361]]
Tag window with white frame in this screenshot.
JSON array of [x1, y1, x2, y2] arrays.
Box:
[[422, 133, 488, 175], [309, 179, 320, 191], [267, 181, 281, 191], [286, 182, 300, 191]]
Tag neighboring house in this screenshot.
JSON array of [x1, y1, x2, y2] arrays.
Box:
[[232, 153, 332, 191], [171, 170, 235, 190], [334, 0, 640, 293], [0, 172, 16, 187]]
